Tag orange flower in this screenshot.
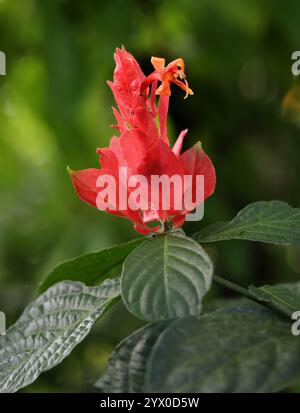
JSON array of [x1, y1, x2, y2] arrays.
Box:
[[141, 56, 194, 99]]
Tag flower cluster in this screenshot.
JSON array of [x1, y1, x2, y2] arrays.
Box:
[[70, 47, 216, 234]]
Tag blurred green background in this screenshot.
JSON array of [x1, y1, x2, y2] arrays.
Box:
[[1, 0, 300, 392]]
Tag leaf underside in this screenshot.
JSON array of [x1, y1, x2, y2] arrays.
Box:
[[0, 278, 120, 393]]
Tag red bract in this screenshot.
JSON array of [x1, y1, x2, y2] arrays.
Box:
[[70, 47, 216, 234]]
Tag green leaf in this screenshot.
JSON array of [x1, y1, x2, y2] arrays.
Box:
[[95, 320, 171, 393], [96, 303, 300, 393], [194, 201, 300, 245], [146, 305, 300, 393], [0, 278, 120, 393], [38, 238, 143, 293], [249, 282, 300, 317], [121, 231, 213, 322]]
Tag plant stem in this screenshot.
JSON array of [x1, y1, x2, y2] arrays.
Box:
[[212, 275, 290, 320], [213, 275, 254, 299]]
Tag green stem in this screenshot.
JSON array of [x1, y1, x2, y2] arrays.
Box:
[[213, 275, 254, 300], [212, 275, 290, 320]]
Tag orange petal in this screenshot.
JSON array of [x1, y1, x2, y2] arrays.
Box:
[[173, 78, 194, 98], [151, 56, 165, 72], [155, 81, 171, 96]]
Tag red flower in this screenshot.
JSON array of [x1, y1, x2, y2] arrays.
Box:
[[69, 47, 216, 234]]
